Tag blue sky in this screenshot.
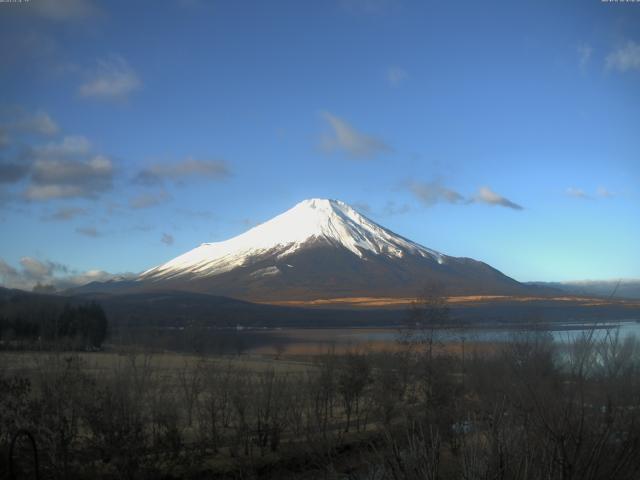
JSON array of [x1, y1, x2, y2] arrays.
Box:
[[0, 0, 638, 289]]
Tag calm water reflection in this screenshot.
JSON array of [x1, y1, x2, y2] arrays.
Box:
[[330, 320, 640, 344]]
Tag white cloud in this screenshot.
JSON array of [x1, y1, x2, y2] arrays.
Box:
[[474, 186, 523, 210], [0, 256, 134, 291], [28, 0, 100, 21], [33, 135, 91, 158], [0, 109, 59, 145], [129, 191, 170, 209], [79, 55, 141, 100], [566, 187, 589, 199], [13, 110, 59, 136], [319, 111, 392, 159], [76, 226, 100, 237], [46, 206, 87, 221], [16, 136, 114, 200], [566, 186, 615, 200], [32, 154, 111, 184], [408, 182, 523, 210], [596, 186, 614, 198], [19, 257, 68, 281], [606, 41, 640, 73], [135, 158, 230, 185], [577, 44, 592, 70], [25, 185, 87, 201], [26, 151, 114, 200], [387, 66, 408, 86], [61, 269, 134, 289]]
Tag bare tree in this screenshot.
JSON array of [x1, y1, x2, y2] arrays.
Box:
[[337, 351, 371, 432]]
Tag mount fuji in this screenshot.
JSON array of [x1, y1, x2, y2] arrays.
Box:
[[86, 198, 529, 302]]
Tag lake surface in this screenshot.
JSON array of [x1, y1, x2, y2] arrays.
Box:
[[248, 320, 640, 355], [337, 320, 640, 344], [116, 320, 640, 355]]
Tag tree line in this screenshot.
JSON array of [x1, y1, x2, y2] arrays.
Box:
[[0, 301, 108, 349]]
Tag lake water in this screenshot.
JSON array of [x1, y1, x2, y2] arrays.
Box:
[[118, 321, 640, 355], [338, 320, 640, 344], [247, 320, 640, 355]]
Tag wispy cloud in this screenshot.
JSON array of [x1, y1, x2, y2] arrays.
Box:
[[357, 200, 411, 217], [605, 41, 640, 73], [27, 0, 100, 22], [596, 186, 614, 198], [567, 186, 615, 199], [176, 207, 215, 220], [135, 158, 230, 185], [577, 44, 592, 70], [382, 200, 410, 216], [567, 187, 589, 199], [408, 181, 523, 210], [161, 233, 174, 245], [408, 180, 466, 206], [129, 190, 170, 209], [12, 109, 59, 136], [353, 202, 372, 215], [319, 111, 392, 159], [46, 206, 87, 221], [474, 186, 523, 210], [0, 108, 59, 146], [79, 55, 141, 100], [32, 135, 91, 158], [387, 66, 408, 87], [75, 226, 100, 237]]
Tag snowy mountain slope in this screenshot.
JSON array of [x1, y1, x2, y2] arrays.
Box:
[[129, 198, 531, 301], [140, 198, 443, 282]]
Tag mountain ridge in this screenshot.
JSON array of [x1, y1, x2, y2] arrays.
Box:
[[140, 198, 443, 282], [74, 198, 544, 301]]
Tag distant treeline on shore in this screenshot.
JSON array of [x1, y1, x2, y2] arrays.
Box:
[[0, 301, 108, 349]]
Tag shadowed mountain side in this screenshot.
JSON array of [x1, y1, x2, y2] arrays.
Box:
[[176, 242, 533, 301], [73, 241, 544, 301]]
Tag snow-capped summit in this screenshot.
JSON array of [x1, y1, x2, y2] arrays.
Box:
[[141, 198, 442, 282]]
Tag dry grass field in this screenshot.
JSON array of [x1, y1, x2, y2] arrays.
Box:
[[4, 326, 640, 479], [267, 294, 640, 308]]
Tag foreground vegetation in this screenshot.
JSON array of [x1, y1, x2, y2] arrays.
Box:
[[2, 324, 640, 479]]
